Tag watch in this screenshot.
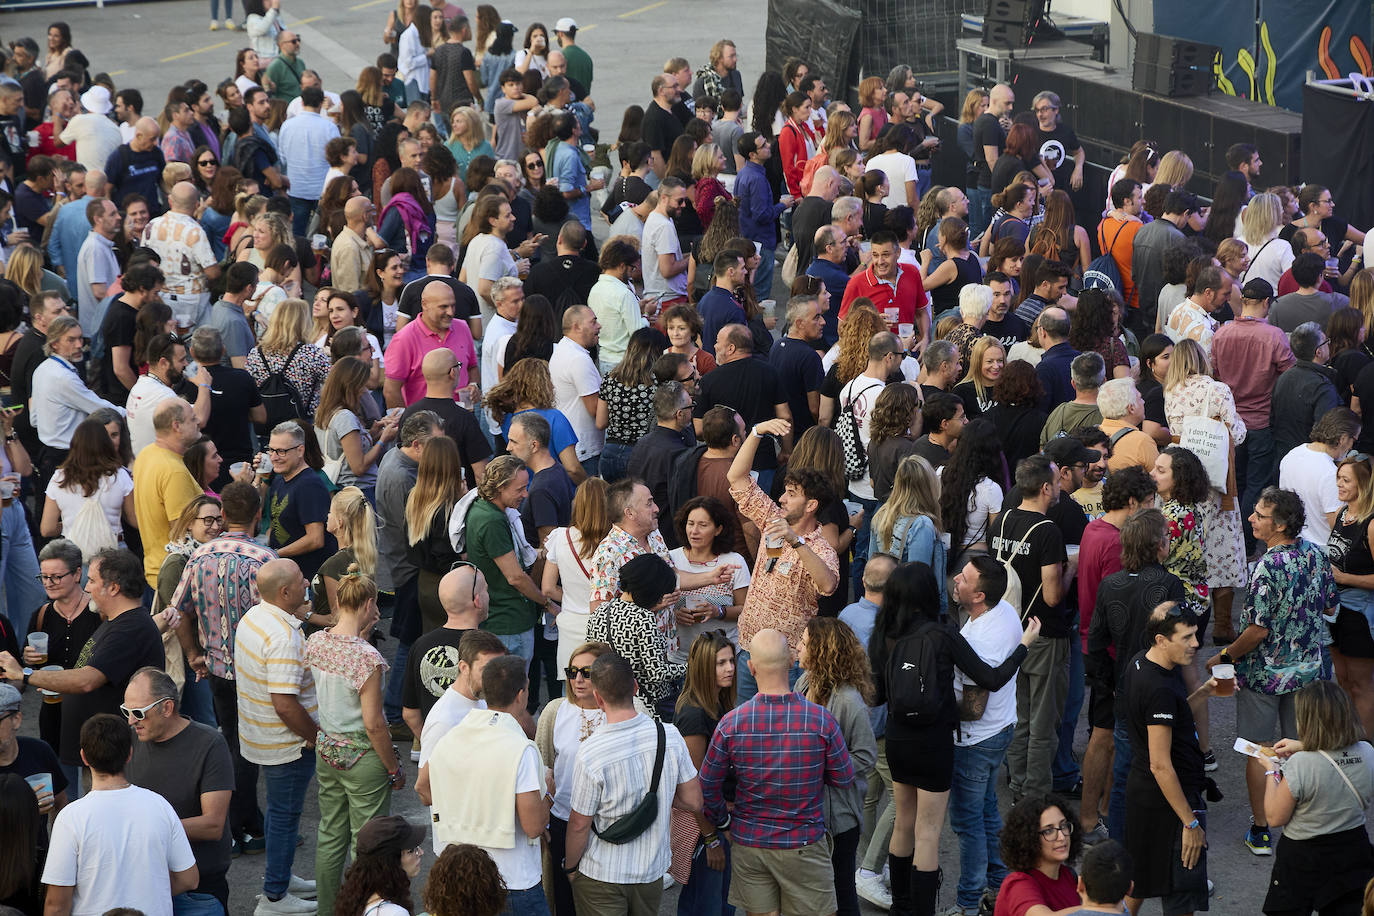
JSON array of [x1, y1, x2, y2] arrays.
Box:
[[1218, 651, 1233, 664]]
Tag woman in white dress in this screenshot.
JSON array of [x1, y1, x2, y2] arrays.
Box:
[[542, 478, 610, 675]]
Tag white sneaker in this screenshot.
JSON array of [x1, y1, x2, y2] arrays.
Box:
[[661, 873, 675, 889], [287, 875, 317, 899], [881, 861, 891, 889], [254, 894, 316, 915], [855, 869, 892, 909]]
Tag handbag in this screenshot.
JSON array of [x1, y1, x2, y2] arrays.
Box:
[[593, 718, 666, 844], [316, 425, 345, 484], [1177, 385, 1230, 491]]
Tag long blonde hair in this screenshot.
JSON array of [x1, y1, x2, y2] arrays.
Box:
[[1349, 269, 1374, 343], [1240, 193, 1283, 248], [1340, 456, 1374, 522], [1163, 337, 1210, 392], [801, 616, 874, 706], [3, 244, 44, 297], [960, 336, 1005, 399], [259, 297, 312, 353], [405, 437, 466, 546], [330, 486, 377, 579], [1154, 150, 1193, 188], [873, 454, 943, 552]]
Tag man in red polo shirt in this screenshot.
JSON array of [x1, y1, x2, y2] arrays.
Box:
[[839, 230, 931, 352], [383, 281, 478, 407]]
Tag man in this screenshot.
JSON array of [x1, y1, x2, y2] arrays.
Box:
[[947, 557, 1023, 916], [225, 103, 286, 192], [1031, 89, 1084, 190], [396, 350, 490, 486], [127, 333, 211, 454], [992, 455, 1069, 799], [203, 261, 259, 368], [1276, 227, 1343, 296], [1279, 407, 1359, 548], [384, 280, 477, 408], [74, 195, 120, 330], [788, 165, 841, 271], [549, 304, 603, 477], [669, 405, 752, 553], [770, 294, 826, 433], [41, 714, 198, 916], [970, 83, 1014, 236], [12, 290, 66, 455], [1041, 352, 1105, 446], [376, 53, 407, 107], [159, 101, 196, 164], [257, 420, 336, 580], [0, 681, 71, 826], [141, 182, 221, 327], [641, 176, 690, 302], [113, 88, 144, 143], [480, 278, 527, 437], [435, 16, 482, 109], [396, 243, 482, 339], [1227, 141, 1262, 194], [403, 565, 492, 741], [191, 328, 264, 488], [699, 628, 853, 915], [49, 168, 106, 280], [330, 197, 384, 294], [415, 627, 507, 802], [1097, 179, 1145, 309], [911, 392, 964, 472], [1271, 251, 1348, 334], [1033, 307, 1078, 411], [642, 73, 684, 177], [104, 117, 166, 216], [1013, 259, 1071, 327], [1097, 378, 1159, 471], [735, 131, 793, 301], [970, 273, 1024, 351], [806, 224, 852, 328], [509, 411, 575, 547], [130, 402, 202, 585], [234, 558, 320, 914], [12, 155, 59, 237], [1271, 321, 1341, 461], [695, 324, 791, 491], [1121, 603, 1211, 916], [265, 32, 306, 102], [840, 230, 931, 352], [125, 667, 235, 914], [920, 186, 970, 273], [564, 652, 700, 914], [917, 339, 961, 397], [1163, 264, 1232, 356], [588, 477, 675, 617], [30, 315, 122, 461], [277, 86, 339, 235], [554, 18, 593, 92], [693, 38, 742, 103], [524, 220, 598, 307], [1130, 189, 1197, 336], [284, 70, 341, 119], [698, 250, 749, 356], [626, 382, 694, 548], [548, 112, 601, 232]]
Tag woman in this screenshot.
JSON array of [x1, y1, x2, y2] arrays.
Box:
[[1154, 149, 1193, 189], [987, 237, 1026, 293], [486, 358, 585, 482], [336, 91, 376, 197], [1028, 189, 1090, 275], [243, 0, 281, 67], [871, 455, 948, 613], [201, 166, 242, 259], [0, 772, 42, 914], [226, 192, 267, 259], [321, 289, 384, 392], [953, 336, 1006, 420], [335, 816, 425, 916], [777, 90, 816, 198], [925, 218, 983, 317], [798, 617, 878, 916], [501, 293, 558, 375], [316, 357, 399, 497], [1331, 307, 1369, 406], [596, 328, 659, 481], [535, 639, 616, 916], [519, 147, 547, 199], [247, 297, 333, 419], [861, 170, 891, 240], [994, 792, 1084, 916], [424, 844, 507, 916], [234, 47, 268, 95], [396, 4, 434, 101], [1164, 337, 1247, 642], [957, 88, 989, 191], [3, 244, 69, 307], [359, 249, 407, 351], [663, 303, 716, 377], [602, 141, 652, 220], [303, 485, 380, 632], [786, 426, 862, 615], [989, 123, 1043, 200], [542, 478, 611, 676], [1151, 446, 1211, 621], [872, 562, 1036, 915], [371, 123, 410, 207], [801, 110, 857, 195], [819, 304, 890, 426], [41, 418, 136, 556], [1204, 170, 1250, 247], [864, 384, 920, 510], [1104, 141, 1159, 211], [985, 360, 1047, 474], [1327, 456, 1374, 740], [979, 183, 1036, 256], [378, 167, 435, 278], [446, 106, 496, 185], [1239, 192, 1293, 291], [317, 176, 358, 243], [1070, 287, 1131, 379], [304, 566, 403, 916], [669, 496, 750, 657], [183, 437, 224, 495], [692, 143, 732, 230], [355, 67, 398, 135], [43, 22, 73, 78], [150, 495, 222, 725], [237, 210, 292, 268], [584, 552, 687, 717], [857, 76, 889, 152], [940, 417, 1005, 564], [514, 22, 550, 76], [406, 437, 466, 633], [1137, 333, 1173, 446], [1263, 681, 1374, 916], [479, 21, 518, 116]]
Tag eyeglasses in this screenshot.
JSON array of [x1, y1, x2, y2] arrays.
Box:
[[266, 445, 302, 456], [1038, 821, 1074, 839], [565, 665, 592, 680], [35, 570, 75, 584], [449, 560, 480, 603], [1033, 105, 1058, 113], [1317, 338, 1331, 349], [120, 697, 175, 721], [196, 514, 224, 526], [197, 159, 218, 167]]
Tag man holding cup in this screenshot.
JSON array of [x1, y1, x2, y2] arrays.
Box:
[[0, 682, 70, 828]]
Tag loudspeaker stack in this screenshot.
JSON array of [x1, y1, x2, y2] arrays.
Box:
[[1132, 33, 1218, 98]]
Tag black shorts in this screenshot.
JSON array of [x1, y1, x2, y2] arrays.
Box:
[[1331, 607, 1374, 658], [886, 727, 955, 792], [1125, 801, 1209, 915], [1088, 681, 1115, 731]]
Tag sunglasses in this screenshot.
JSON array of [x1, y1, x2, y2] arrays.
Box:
[[120, 697, 175, 721], [565, 665, 592, 680], [449, 560, 480, 603], [198, 159, 218, 167]]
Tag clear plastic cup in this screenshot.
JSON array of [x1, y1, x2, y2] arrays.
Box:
[[1213, 663, 1235, 697], [27, 632, 48, 663]]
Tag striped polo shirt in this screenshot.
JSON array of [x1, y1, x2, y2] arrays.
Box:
[[234, 601, 318, 766]]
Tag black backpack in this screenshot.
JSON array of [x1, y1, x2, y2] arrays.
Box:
[[885, 621, 947, 727], [259, 343, 308, 432]]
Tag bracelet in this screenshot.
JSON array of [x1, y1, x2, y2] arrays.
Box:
[[1183, 818, 1200, 831], [716, 605, 725, 619], [561, 858, 578, 875], [705, 836, 723, 849]]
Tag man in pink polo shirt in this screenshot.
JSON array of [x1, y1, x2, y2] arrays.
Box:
[[383, 281, 478, 407], [838, 229, 931, 353]]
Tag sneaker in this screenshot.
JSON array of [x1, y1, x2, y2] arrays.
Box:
[[881, 860, 890, 890], [855, 869, 892, 909], [209, 20, 219, 29], [288, 875, 316, 899], [254, 894, 316, 915], [978, 887, 997, 916], [1202, 749, 1219, 772], [1245, 824, 1274, 855], [388, 720, 412, 741], [1083, 819, 1110, 845], [237, 833, 266, 856], [1208, 879, 1216, 896], [225, 19, 238, 29]]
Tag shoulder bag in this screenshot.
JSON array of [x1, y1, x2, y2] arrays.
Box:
[[593, 718, 667, 844]]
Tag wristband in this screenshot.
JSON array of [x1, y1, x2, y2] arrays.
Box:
[[1184, 818, 1200, 831], [716, 605, 725, 619]]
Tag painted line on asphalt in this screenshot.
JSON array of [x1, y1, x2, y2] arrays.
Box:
[[618, 0, 668, 18], [161, 41, 231, 63], [293, 21, 372, 81], [349, 0, 393, 9]]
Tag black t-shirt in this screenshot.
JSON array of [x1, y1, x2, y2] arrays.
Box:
[[1123, 650, 1206, 807], [13, 183, 50, 236], [675, 701, 735, 801], [266, 468, 337, 580], [1034, 122, 1081, 189], [601, 174, 651, 219], [99, 298, 139, 402], [0, 736, 69, 844], [524, 255, 600, 314], [641, 102, 684, 159], [1092, 565, 1187, 692], [971, 113, 1004, 188], [1138, 375, 1167, 428], [990, 153, 1038, 199], [204, 364, 263, 473], [912, 435, 951, 471], [398, 397, 493, 487], [397, 275, 481, 323], [0, 112, 28, 181], [990, 507, 1068, 636], [768, 337, 824, 436], [60, 608, 165, 766], [982, 313, 1029, 350], [106, 145, 167, 215], [521, 464, 575, 544], [694, 356, 784, 469], [403, 626, 470, 717]]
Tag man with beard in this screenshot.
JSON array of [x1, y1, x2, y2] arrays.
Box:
[[126, 333, 212, 455]]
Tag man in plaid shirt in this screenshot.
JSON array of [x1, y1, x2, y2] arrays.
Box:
[[698, 629, 854, 916]]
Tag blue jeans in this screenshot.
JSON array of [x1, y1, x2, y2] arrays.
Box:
[[261, 751, 314, 898], [499, 885, 550, 916], [968, 187, 993, 241], [1109, 714, 1131, 842], [734, 647, 801, 703], [173, 892, 225, 916], [1237, 425, 1275, 553], [599, 442, 634, 482], [383, 637, 411, 724], [1053, 635, 1084, 788], [210, 0, 232, 19], [496, 628, 535, 663], [1, 500, 44, 646], [580, 455, 601, 480], [180, 663, 217, 727], [288, 197, 316, 238], [752, 248, 776, 301], [950, 724, 1015, 908], [915, 166, 932, 203], [677, 838, 735, 915], [60, 762, 83, 801], [849, 494, 879, 598]]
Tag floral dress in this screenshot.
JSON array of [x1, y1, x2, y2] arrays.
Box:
[[1161, 499, 1209, 618], [1164, 374, 1248, 589]]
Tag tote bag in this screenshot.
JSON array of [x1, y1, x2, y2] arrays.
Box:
[[1176, 384, 1229, 491]]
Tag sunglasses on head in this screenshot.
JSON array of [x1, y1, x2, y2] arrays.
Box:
[[449, 560, 480, 603]]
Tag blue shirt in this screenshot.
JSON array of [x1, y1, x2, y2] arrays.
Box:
[[552, 142, 592, 231], [1036, 341, 1080, 412], [735, 161, 786, 247], [805, 257, 850, 344], [698, 287, 747, 357], [839, 597, 885, 737], [499, 407, 579, 460], [769, 336, 824, 435], [47, 197, 92, 276], [277, 110, 340, 200]]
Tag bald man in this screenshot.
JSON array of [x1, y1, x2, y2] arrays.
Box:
[[132, 399, 205, 587], [698, 627, 859, 916], [105, 116, 167, 216], [397, 347, 492, 486], [970, 82, 1015, 238], [791, 165, 842, 271], [401, 564, 491, 734], [141, 181, 221, 327], [384, 280, 478, 408], [331, 196, 384, 293]]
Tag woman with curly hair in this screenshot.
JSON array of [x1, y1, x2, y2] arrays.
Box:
[[663, 302, 716, 377], [872, 454, 948, 612], [940, 418, 1006, 565], [984, 359, 1047, 474], [1070, 287, 1131, 379], [423, 843, 506, 916], [798, 616, 877, 916], [1150, 445, 1211, 621], [669, 496, 749, 655], [335, 816, 425, 916], [596, 327, 659, 482], [994, 792, 1084, 915], [867, 381, 923, 502], [819, 303, 892, 426], [487, 357, 585, 483], [953, 336, 1006, 419]]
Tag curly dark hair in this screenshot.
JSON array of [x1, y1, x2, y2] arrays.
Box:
[[674, 495, 740, 557], [1068, 288, 1115, 353], [424, 844, 507, 916], [939, 418, 1005, 563], [335, 850, 413, 916], [1000, 792, 1083, 873], [1160, 445, 1211, 506], [781, 466, 835, 512], [868, 382, 922, 447], [993, 359, 1043, 408]]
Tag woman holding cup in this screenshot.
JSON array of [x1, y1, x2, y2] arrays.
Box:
[[668, 496, 750, 663], [1326, 456, 1374, 738]]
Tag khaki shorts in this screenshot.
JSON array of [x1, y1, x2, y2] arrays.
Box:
[[729, 836, 836, 916]]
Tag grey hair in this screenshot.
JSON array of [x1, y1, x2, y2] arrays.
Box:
[[38, 538, 83, 573], [400, 410, 442, 447], [491, 275, 523, 302], [831, 196, 862, 223], [922, 339, 957, 373], [132, 666, 181, 713], [511, 410, 552, 449], [1039, 309, 1070, 341], [958, 284, 992, 323], [1290, 321, 1324, 362], [189, 326, 225, 363], [1070, 351, 1106, 391], [1097, 378, 1137, 419], [653, 380, 689, 422], [785, 294, 820, 328], [1032, 90, 1061, 119], [270, 421, 306, 446]]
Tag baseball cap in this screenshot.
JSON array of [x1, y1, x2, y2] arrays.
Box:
[[554, 17, 577, 32], [1240, 277, 1275, 301], [0, 683, 20, 716], [1043, 436, 1101, 468], [81, 85, 113, 116], [355, 816, 427, 857]]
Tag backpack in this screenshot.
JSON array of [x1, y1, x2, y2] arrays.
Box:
[[259, 343, 308, 431], [837, 379, 883, 481], [1083, 221, 1127, 296], [992, 515, 1053, 619], [885, 620, 947, 727], [66, 490, 119, 561]]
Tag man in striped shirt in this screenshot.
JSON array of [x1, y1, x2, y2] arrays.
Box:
[[233, 559, 319, 916]]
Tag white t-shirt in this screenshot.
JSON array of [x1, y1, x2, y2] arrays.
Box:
[[550, 699, 607, 820], [480, 744, 545, 890], [866, 152, 919, 208], [946, 473, 1002, 547], [60, 113, 123, 172], [821, 345, 917, 382], [1278, 444, 1341, 549], [42, 785, 196, 916], [609, 207, 645, 241], [420, 687, 486, 768], [545, 527, 595, 615], [667, 548, 751, 663], [641, 211, 686, 297], [1244, 235, 1296, 293], [361, 902, 408, 916], [126, 375, 179, 456], [838, 372, 887, 501], [460, 233, 518, 319], [550, 337, 604, 460], [48, 468, 134, 542], [954, 599, 1023, 746]]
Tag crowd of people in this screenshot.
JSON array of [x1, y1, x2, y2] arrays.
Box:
[[2, 6, 1374, 916]]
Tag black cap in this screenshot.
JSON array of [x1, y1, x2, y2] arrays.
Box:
[[1043, 435, 1101, 468], [1240, 278, 1274, 301], [355, 816, 427, 857]]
